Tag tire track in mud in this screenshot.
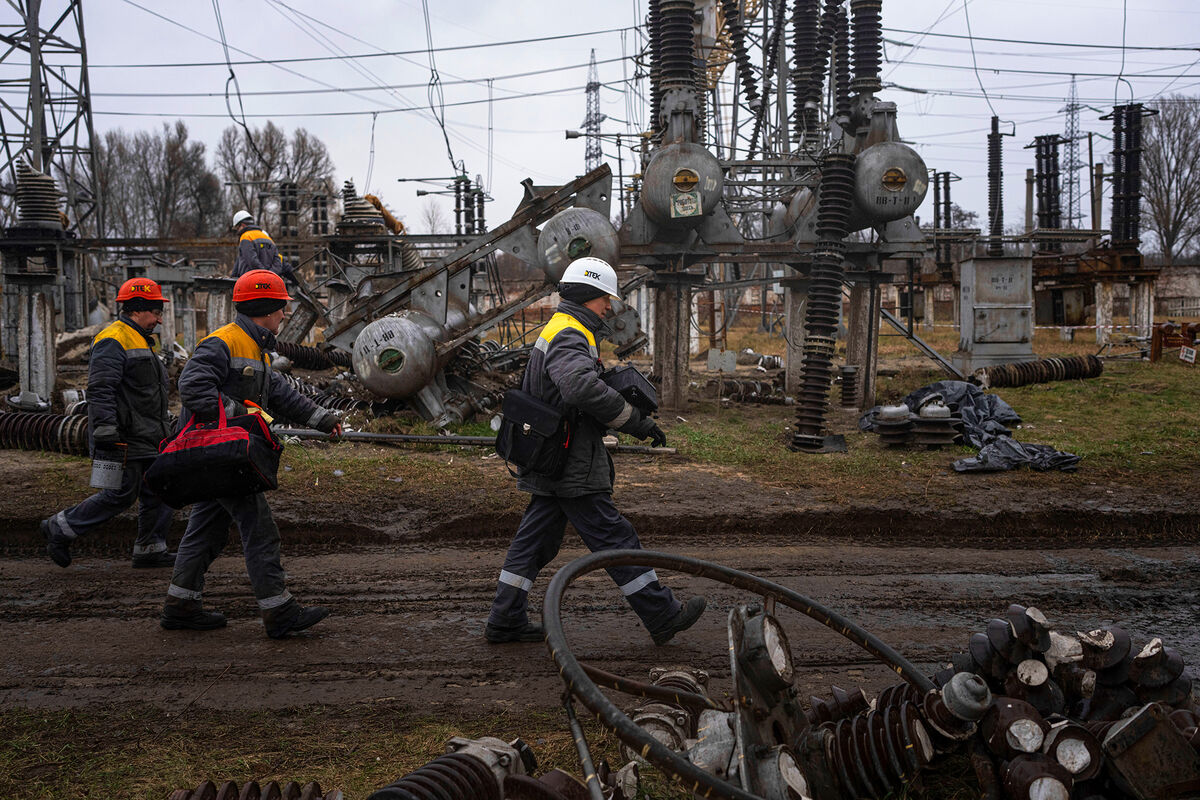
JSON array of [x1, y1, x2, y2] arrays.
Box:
[[2, 540, 1197, 712]]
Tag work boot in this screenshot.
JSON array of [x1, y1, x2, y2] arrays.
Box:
[[650, 596, 707, 646], [485, 621, 545, 644], [263, 601, 330, 639], [41, 518, 71, 568], [160, 596, 227, 631], [132, 550, 177, 569]]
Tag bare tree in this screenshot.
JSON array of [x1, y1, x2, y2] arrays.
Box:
[[421, 198, 450, 234], [85, 122, 225, 238], [1141, 96, 1200, 265], [214, 123, 335, 232]]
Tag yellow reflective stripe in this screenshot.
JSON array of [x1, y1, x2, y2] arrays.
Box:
[[200, 322, 265, 362], [93, 320, 148, 352], [538, 312, 596, 348]]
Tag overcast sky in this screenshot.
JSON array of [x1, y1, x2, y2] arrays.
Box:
[[48, 0, 1200, 236]]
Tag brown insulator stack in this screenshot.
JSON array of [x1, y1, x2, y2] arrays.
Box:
[[832, 6, 852, 120], [988, 116, 1005, 256], [657, 0, 697, 92], [15, 160, 63, 230], [1032, 135, 1064, 252], [648, 0, 663, 136], [849, 0, 883, 95], [790, 152, 855, 451], [720, 0, 760, 110], [0, 412, 89, 455], [1110, 104, 1147, 247], [337, 180, 386, 233], [168, 780, 342, 800], [977, 355, 1102, 389], [367, 752, 502, 800], [792, 0, 821, 142]]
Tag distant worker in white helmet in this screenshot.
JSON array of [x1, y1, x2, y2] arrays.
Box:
[[484, 257, 706, 645], [231, 209, 299, 285]]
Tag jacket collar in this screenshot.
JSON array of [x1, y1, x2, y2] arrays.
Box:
[[556, 299, 603, 333], [117, 313, 157, 348], [234, 313, 277, 351]]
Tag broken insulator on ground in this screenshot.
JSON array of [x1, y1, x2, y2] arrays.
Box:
[[0, 411, 89, 455], [1000, 753, 1073, 800], [1042, 720, 1103, 781], [974, 355, 1103, 389], [368, 736, 533, 800], [1003, 660, 1065, 717], [167, 780, 341, 800], [981, 698, 1051, 759], [808, 684, 870, 726], [619, 668, 708, 765], [873, 404, 912, 447], [909, 400, 959, 449], [838, 365, 859, 410], [273, 341, 351, 372]]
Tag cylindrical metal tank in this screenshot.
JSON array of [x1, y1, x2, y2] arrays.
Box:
[[640, 142, 724, 230], [538, 206, 620, 282], [351, 298, 472, 399], [786, 142, 928, 235]]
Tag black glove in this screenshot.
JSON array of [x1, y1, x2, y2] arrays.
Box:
[[313, 409, 339, 435], [644, 422, 667, 448], [92, 424, 121, 447], [627, 412, 667, 447]]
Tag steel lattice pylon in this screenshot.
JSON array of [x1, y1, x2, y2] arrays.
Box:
[[0, 0, 100, 232], [583, 49, 604, 172], [1061, 75, 1083, 230]]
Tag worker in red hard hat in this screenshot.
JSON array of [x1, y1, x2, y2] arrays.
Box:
[[160, 269, 343, 638], [231, 209, 298, 285], [42, 277, 177, 569]]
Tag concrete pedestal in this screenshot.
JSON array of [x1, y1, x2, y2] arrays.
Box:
[[782, 276, 809, 396], [1094, 281, 1114, 345], [650, 273, 701, 411], [12, 279, 57, 408], [1129, 281, 1155, 339], [844, 281, 881, 410]]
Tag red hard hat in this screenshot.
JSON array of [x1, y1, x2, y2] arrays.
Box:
[[116, 277, 168, 303], [233, 269, 291, 302]]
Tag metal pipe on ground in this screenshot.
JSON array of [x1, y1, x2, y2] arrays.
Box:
[[272, 428, 677, 455]]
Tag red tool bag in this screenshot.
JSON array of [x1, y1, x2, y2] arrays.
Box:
[[144, 397, 283, 509]]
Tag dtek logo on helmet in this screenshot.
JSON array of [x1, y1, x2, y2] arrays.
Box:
[[584, 270, 601, 280], [129, 283, 152, 294], [254, 281, 273, 291]]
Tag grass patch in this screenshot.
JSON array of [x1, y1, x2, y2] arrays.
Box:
[[0, 704, 692, 800]]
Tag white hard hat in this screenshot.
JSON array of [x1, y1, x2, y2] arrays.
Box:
[[560, 257, 619, 298], [232, 209, 254, 227]]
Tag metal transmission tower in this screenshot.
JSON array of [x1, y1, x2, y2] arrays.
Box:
[[1061, 75, 1083, 229], [0, 0, 100, 232], [582, 49, 604, 172]]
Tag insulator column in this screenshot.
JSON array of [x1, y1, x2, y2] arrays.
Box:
[[791, 152, 855, 452], [1111, 103, 1146, 247], [1032, 135, 1063, 252], [792, 0, 820, 142], [833, 6, 852, 119], [987, 116, 1005, 257], [721, 0, 760, 109], [658, 0, 697, 91], [648, 0, 663, 137], [849, 0, 883, 95]]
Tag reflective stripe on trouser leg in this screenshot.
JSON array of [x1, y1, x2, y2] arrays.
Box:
[[132, 458, 173, 554], [225, 493, 290, 606], [168, 498, 233, 596], [559, 493, 680, 631], [167, 583, 202, 601], [487, 494, 569, 628], [57, 462, 142, 540]]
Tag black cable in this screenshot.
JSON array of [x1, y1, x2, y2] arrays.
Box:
[[91, 26, 639, 69], [211, 0, 273, 184], [421, 0, 461, 178], [883, 25, 1200, 52]]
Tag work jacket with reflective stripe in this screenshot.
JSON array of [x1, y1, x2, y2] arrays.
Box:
[[233, 227, 290, 279], [516, 300, 641, 497], [87, 316, 170, 459], [178, 315, 328, 429]]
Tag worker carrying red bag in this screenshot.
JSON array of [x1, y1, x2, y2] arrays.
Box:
[[159, 269, 342, 638]]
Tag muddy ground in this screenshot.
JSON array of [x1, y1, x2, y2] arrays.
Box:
[[2, 436, 1198, 720]]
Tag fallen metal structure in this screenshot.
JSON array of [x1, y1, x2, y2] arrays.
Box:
[[544, 550, 1200, 800]]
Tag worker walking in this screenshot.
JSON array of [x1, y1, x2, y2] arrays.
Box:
[[231, 209, 298, 284], [486, 257, 705, 645], [41, 277, 176, 569], [160, 269, 341, 637]]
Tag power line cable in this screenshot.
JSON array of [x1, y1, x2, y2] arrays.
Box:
[[882, 26, 1200, 52], [420, 0, 461, 176], [1114, 0, 1133, 103], [211, 0, 272, 179], [960, 0, 997, 117], [89, 26, 638, 69]]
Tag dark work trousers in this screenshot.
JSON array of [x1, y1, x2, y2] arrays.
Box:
[[48, 457, 172, 556], [488, 493, 680, 632], [166, 492, 292, 613]]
